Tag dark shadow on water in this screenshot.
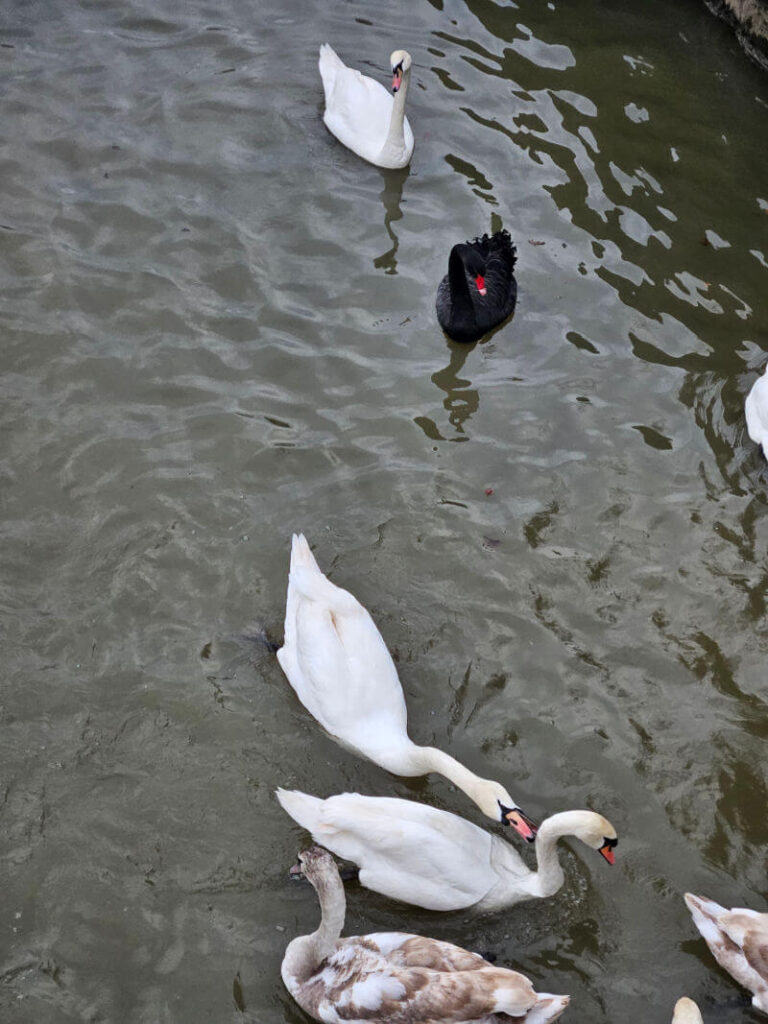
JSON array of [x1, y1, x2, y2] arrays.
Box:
[[373, 165, 409, 274]]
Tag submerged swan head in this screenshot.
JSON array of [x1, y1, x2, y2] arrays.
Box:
[[390, 50, 412, 93]]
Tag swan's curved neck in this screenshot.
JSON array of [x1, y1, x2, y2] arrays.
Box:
[[383, 66, 410, 154], [448, 248, 473, 310], [408, 745, 496, 816], [531, 812, 587, 896], [282, 868, 346, 988]]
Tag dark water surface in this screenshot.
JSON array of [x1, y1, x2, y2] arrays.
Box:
[[2, 0, 767, 1021]]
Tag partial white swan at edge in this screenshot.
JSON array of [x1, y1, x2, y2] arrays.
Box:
[[672, 997, 703, 1024], [745, 362, 768, 460], [277, 533, 537, 840], [685, 893, 768, 1014]]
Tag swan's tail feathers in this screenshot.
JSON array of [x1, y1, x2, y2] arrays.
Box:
[[290, 533, 322, 575], [684, 893, 729, 943], [287, 562, 363, 618], [467, 229, 517, 274], [522, 994, 570, 1024], [318, 43, 345, 100], [276, 788, 324, 836]]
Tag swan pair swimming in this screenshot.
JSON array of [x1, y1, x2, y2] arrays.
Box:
[[319, 45, 518, 344], [276, 533, 617, 914]]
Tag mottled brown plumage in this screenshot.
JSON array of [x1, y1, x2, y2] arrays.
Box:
[[282, 846, 570, 1024], [685, 893, 768, 1014]]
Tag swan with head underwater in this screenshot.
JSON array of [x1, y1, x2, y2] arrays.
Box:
[[318, 44, 414, 168], [277, 789, 617, 913], [282, 844, 571, 1024], [277, 534, 538, 841]]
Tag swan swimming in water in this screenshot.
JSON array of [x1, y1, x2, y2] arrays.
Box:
[[281, 845, 571, 1024], [436, 230, 518, 343], [318, 44, 414, 169], [277, 789, 617, 913], [685, 893, 768, 1014], [276, 534, 537, 840]]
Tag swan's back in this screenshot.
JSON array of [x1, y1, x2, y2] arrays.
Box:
[[277, 535, 409, 758], [277, 790, 509, 912], [318, 44, 413, 167]]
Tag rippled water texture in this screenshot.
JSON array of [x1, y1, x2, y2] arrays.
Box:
[[1, 0, 767, 1022]]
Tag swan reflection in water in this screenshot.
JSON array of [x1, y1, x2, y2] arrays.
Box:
[[373, 165, 409, 274], [415, 340, 480, 442]]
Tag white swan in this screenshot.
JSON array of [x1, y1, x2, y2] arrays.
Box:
[[277, 534, 537, 840], [276, 790, 617, 913], [282, 845, 570, 1024], [745, 363, 768, 459], [318, 44, 414, 169], [684, 893, 768, 1014], [672, 998, 703, 1024]]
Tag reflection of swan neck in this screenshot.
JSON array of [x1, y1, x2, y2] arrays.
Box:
[[384, 66, 410, 153]]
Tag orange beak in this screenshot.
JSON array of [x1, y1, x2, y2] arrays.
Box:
[[474, 273, 487, 296], [392, 68, 402, 93], [598, 842, 616, 865], [504, 808, 538, 842]]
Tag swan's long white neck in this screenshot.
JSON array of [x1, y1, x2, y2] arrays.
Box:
[[403, 744, 500, 818], [281, 866, 346, 990], [528, 811, 594, 897], [381, 66, 410, 158]]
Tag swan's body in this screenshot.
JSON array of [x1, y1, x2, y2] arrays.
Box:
[[277, 534, 536, 839], [318, 45, 414, 169], [672, 997, 703, 1024], [277, 790, 617, 913], [436, 230, 518, 343], [282, 845, 570, 1024], [745, 363, 768, 459], [684, 893, 768, 1014]]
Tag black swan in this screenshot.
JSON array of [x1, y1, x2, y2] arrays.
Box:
[[435, 230, 517, 344]]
